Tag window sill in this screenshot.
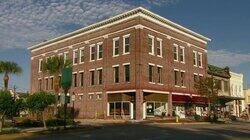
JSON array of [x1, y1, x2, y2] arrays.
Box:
[[122, 52, 130, 55], [149, 82, 156, 84], [174, 60, 179, 62], [97, 58, 103, 61], [89, 60, 95, 62], [157, 55, 163, 58], [180, 61, 185, 64], [79, 62, 84, 64], [157, 83, 164, 85], [181, 86, 186, 88], [175, 85, 180, 87], [112, 55, 119, 58], [149, 53, 154, 56], [73, 63, 78, 66]]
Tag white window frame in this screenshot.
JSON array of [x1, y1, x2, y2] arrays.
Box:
[[193, 51, 198, 67], [89, 69, 95, 86], [123, 34, 130, 55], [97, 67, 103, 85], [198, 52, 203, 68], [113, 37, 120, 57], [180, 70, 186, 88], [156, 38, 162, 57], [148, 63, 155, 84], [156, 65, 163, 85], [79, 47, 84, 64], [73, 49, 78, 65], [174, 69, 180, 87], [97, 42, 103, 60], [90, 44, 95, 62], [179, 46, 185, 64], [96, 92, 102, 100], [148, 34, 155, 55], [63, 52, 68, 62], [79, 71, 84, 87], [112, 64, 119, 83], [38, 59, 43, 73], [173, 44, 178, 62], [123, 63, 130, 83]]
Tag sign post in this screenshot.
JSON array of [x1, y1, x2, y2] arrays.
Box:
[[61, 67, 72, 129]]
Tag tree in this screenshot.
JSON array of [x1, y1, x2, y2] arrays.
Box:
[[42, 56, 72, 113], [26, 91, 55, 128], [0, 90, 13, 132], [194, 76, 219, 121], [0, 61, 22, 89]]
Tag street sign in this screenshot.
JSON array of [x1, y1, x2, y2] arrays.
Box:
[[61, 67, 72, 90]]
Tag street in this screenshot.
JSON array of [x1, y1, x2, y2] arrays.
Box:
[[6, 122, 250, 140]]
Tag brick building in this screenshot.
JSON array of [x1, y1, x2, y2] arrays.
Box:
[[28, 7, 211, 120]]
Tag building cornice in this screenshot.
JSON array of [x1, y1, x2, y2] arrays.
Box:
[[28, 7, 211, 52]]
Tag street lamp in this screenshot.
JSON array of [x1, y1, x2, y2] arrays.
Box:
[[71, 92, 76, 126]]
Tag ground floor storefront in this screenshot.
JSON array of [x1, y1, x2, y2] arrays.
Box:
[[71, 90, 214, 120]]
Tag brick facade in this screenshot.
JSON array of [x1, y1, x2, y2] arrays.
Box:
[[29, 7, 210, 120]]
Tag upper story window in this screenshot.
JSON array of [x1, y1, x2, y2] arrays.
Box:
[[64, 52, 68, 62], [193, 51, 198, 66], [90, 45, 96, 61], [97, 42, 103, 60], [73, 73, 77, 87], [174, 69, 179, 86], [149, 64, 154, 83], [124, 63, 130, 82], [179, 46, 185, 63], [173, 44, 178, 61], [38, 59, 43, 73], [79, 72, 84, 87], [157, 66, 163, 84], [90, 70, 95, 86], [197, 52, 202, 68], [180, 71, 185, 87], [38, 79, 42, 91], [113, 65, 119, 83], [50, 77, 54, 90], [123, 34, 130, 54], [79, 48, 84, 63], [97, 68, 103, 85], [194, 74, 199, 83], [156, 38, 162, 57], [45, 78, 49, 90], [148, 35, 154, 55], [73, 49, 78, 65], [113, 37, 119, 57]]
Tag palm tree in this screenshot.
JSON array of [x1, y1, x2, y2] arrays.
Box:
[[0, 61, 22, 89], [42, 56, 72, 110]]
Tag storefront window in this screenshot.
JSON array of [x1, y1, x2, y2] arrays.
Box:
[[123, 102, 130, 115], [109, 102, 130, 116], [147, 102, 166, 116], [110, 103, 114, 115]]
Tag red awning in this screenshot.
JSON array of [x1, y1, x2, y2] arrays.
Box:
[[172, 95, 208, 104]]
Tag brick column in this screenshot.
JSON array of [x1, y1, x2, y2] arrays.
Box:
[[135, 89, 143, 120], [168, 92, 173, 117]]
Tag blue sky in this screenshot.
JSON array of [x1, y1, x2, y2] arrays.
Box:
[[0, 0, 250, 92]]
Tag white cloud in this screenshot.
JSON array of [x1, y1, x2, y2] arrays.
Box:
[[208, 49, 250, 67], [0, 0, 177, 50]]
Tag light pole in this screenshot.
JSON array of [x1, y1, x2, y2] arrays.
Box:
[[71, 92, 76, 126]]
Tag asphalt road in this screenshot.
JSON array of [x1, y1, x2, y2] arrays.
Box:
[[6, 122, 250, 140]]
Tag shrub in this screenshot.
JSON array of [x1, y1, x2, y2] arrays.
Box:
[[15, 119, 43, 128], [194, 114, 201, 121], [229, 115, 237, 121], [0, 127, 20, 135], [46, 119, 73, 127]]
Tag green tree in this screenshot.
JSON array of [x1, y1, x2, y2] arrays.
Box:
[[42, 56, 72, 113], [194, 76, 219, 121], [0, 61, 22, 89], [0, 90, 13, 132], [26, 91, 55, 128]]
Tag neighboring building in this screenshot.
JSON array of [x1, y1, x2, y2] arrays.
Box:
[[28, 7, 211, 120], [229, 71, 244, 117], [244, 89, 250, 115]]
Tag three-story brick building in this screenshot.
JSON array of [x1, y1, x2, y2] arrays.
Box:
[[28, 7, 211, 120]]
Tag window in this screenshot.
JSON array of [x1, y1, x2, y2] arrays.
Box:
[[50, 77, 54, 90], [198, 53, 202, 67], [38, 59, 43, 72], [224, 81, 229, 92], [180, 71, 185, 87], [79, 48, 84, 63], [113, 66, 119, 83], [97, 93, 102, 100], [90, 45, 96, 61], [38, 79, 42, 91], [90, 70, 95, 85], [88, 93, 94, 100], [156, 38, 162, 57], [193, 51, 197, 66], [64, 52, 68, 62], [123, 35, 130, 54], [149, 65, 154, 83], [174, 70, 179, 86], [79, 72, 84, 87], [109, 102, 130, 116], [173, 44, 178, 61], [157, 66, 162, 84], [73, 49, 78, 64], [97, 43, 103, 60], [124, 64, 130, 82], [97, 68, 103, 85], [179, 47, 185, 63], [73, 73, 77, 87], [113, 38, 119, 56], [148, 35, 154, 55], [45, 78, 49, 90], [194, 74, 198, 83]]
